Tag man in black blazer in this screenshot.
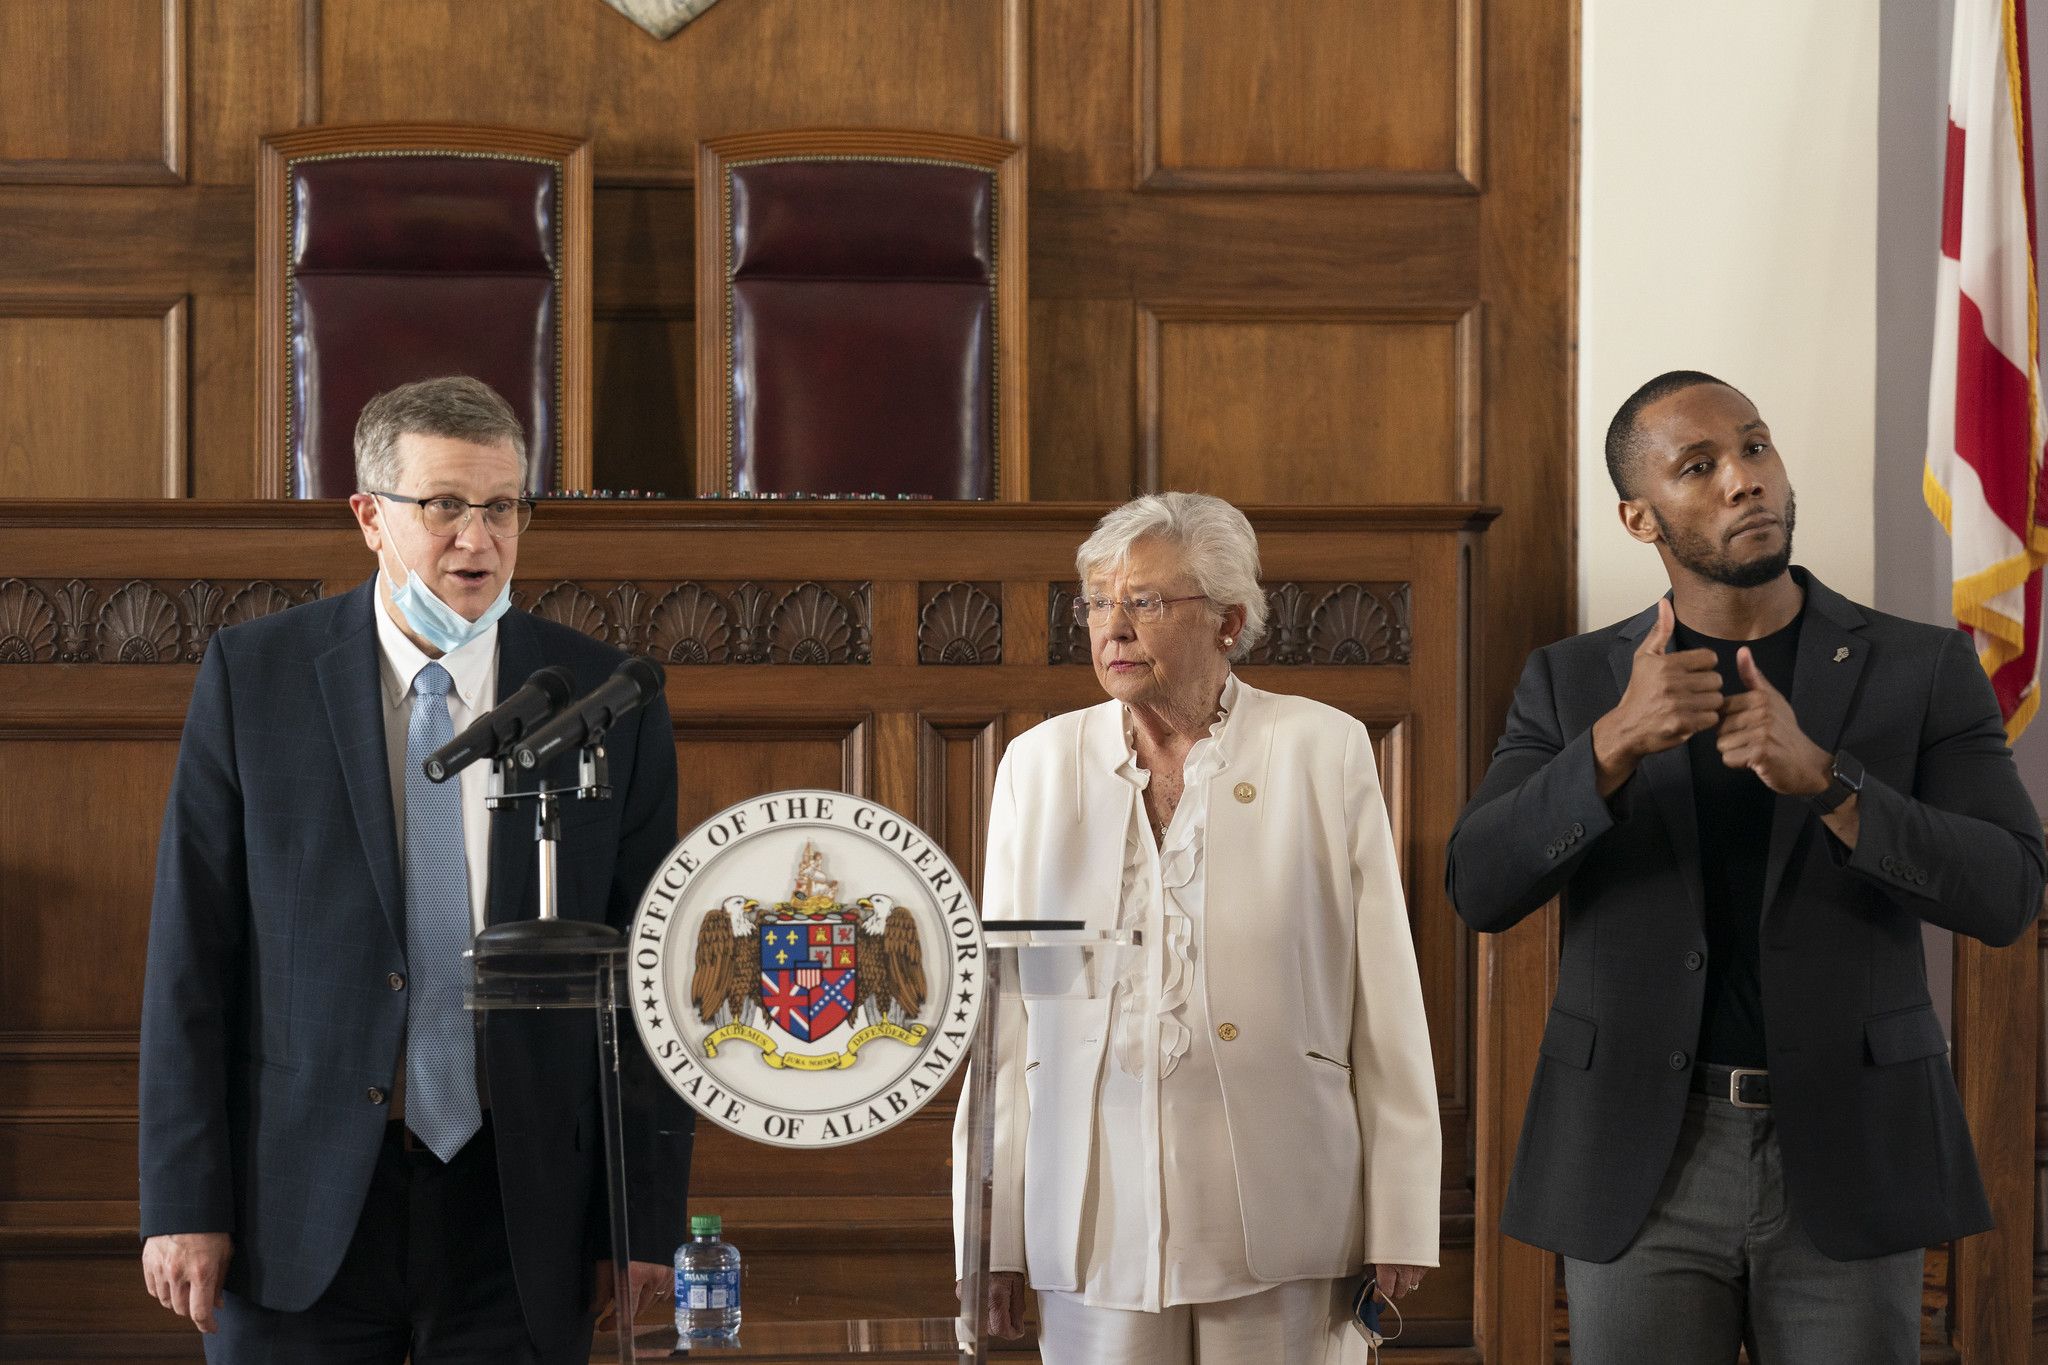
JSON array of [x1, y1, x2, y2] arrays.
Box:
[[1448, 371, 2045, 1364], [138, 377, 693, 1362]]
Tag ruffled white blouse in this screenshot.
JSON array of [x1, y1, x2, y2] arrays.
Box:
[[1073, 675, 1286, 1311]]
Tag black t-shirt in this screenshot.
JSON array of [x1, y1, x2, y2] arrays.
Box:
[[1670, 608, 1803, 1068]]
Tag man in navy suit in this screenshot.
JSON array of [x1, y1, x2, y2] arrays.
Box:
[[138, 376, 693, 1362]]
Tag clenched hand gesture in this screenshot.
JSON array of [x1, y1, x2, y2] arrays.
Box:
[[1591, 599, 1723, 797], [1716, 646, 1830, 797]]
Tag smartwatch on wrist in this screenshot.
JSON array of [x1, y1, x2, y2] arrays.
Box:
[[1809, 749, 1864, 815]]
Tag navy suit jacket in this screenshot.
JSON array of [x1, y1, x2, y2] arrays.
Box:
[[139, 578, 693, 1353], [1447, 570, 2045, 1262]]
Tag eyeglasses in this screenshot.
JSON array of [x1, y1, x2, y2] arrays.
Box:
[[1070, 592, 1211, 626], [373, 491, 534, 539]]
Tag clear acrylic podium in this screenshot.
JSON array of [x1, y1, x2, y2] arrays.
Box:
[[470, 921, 1136, 1362]]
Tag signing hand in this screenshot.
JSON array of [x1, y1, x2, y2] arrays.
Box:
[[591, 1260, 673, 1327], [1716, 648, 1829, 797], [1591, 599, 1724, 796], [1376, 1262, 1428, 1299], [142, 1232, 232, 1333]]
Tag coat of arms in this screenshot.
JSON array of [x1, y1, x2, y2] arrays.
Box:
[[688, 841, 931, 1070], [630, 790, 983, 1148]]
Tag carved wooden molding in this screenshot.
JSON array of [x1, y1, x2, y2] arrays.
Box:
[[0, 578, 321, 664], [1047, 582, 1412, 667], [917, 582, 1002, 665], [515, 580, 873, 664]]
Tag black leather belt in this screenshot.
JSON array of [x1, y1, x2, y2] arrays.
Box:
[[1691, 1063, 1770, 1109]]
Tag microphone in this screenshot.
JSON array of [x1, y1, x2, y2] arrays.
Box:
[[423, 665, 576, 783], [512, 657, 665, 771]]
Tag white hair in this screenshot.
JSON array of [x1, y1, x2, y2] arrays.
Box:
[[1075, 493, 1267, 661]]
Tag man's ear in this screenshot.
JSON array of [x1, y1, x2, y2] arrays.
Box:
[[1617, 498, 1661, 547], [348, 493, 385, 554]]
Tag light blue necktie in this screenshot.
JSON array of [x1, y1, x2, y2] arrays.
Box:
[[404, 662, 480, 1161]]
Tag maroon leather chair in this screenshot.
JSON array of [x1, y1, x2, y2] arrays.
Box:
[[695, 130, 1028, 499], [256, 125, 592, 498]]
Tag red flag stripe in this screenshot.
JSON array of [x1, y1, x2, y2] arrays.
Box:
[[1952, 290, 2038, 532], [1943, 119, 1967, 259]]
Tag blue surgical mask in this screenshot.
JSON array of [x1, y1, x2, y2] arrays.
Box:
[[380, 534, 510, 655]]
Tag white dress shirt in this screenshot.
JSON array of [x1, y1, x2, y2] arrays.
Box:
[[1076, 675, 1276, 1312], [372, 575, 498, 939]]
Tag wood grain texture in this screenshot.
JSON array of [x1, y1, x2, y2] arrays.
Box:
[[1952, 934, 2040, 1362], [1141, 0, 1479, 191], [1139, 305, 1478, 502], [0, 0, 183, 184], [310, 0, 1010, 184], [0, 298, 187, 498]]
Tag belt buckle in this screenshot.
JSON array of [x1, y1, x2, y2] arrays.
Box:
[[1728, 1067, 1769, 1109]]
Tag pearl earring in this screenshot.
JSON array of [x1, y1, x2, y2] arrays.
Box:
[[1222, 636, 1235, 648]]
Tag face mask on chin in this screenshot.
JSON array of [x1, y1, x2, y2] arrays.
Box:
[[378, 527, 510, 655]]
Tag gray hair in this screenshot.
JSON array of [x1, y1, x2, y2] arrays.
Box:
[[1075, 492, 1268, 661], [353, 375, 527, 493]]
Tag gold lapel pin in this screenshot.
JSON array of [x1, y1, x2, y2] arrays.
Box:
[[1233, 782, 1256, 804], [1833, 646, 1850, 663]]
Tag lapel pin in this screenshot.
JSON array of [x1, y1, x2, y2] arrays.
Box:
[[1833, 646, 1850, 663]]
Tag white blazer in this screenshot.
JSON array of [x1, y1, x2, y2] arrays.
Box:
[[954, 680, 1441, 1290]]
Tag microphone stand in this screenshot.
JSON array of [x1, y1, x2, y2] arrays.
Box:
[[465, 735, 639, 1361]]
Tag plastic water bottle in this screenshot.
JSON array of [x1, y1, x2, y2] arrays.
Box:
[[674, 1213, 742, 1341]]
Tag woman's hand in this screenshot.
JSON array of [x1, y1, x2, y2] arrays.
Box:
[[985, 1270, 1029, 1338], [1375, 1262, 1428, 1299]]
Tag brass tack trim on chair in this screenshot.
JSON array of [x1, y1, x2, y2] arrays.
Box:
[[718, 155, 1002, 496], [281, 149, 569, 495]]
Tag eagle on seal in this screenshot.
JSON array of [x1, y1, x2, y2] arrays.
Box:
[[854, 894, 928, 1026], [689, 895, 761, 1026]]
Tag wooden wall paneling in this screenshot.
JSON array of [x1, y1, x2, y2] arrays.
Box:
[[188, 0, 299, 186], [1469, 0, 1576, 1357], [307, 0, 1013, 186], [1137, 305, 1478, 503], [190, 293, 257, 498], [1950, 934, 2039, 1362], [672, 719, 872, 834], [0, 736, 181, 1033], [0, 0, 184, 185], [917, 718, 1000, 898], [1028, 299, 1137, 502], [592, 306, 695, 497], [0, 296, 188, 497], [1029, 0, 1135, 190], [1138, 0, 1479, 193]]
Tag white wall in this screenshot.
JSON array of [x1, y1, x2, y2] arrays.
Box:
[[1578, 2, 1881, 632]]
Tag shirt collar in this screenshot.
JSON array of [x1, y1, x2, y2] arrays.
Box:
[[1117, 673, 1241, 780], [372, 569, 499, 711]]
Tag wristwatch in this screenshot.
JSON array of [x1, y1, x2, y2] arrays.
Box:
[[1809, 749, 1865, 815]]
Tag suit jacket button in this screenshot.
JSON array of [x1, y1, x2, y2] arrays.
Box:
[[1545, 844, 1558, 859], [387, 972, 405, 991], [1668, 1051, 1688, 1071], [1916, 870, 1929, 885], [1683, 950, 1703, 971], [1572, 822, 1585, 837], [366, 1087, 387, 1105], [1217, 1022, 1239, 1042], [1881, 855, 1896, 873], [1233, 783, 1256, 804]]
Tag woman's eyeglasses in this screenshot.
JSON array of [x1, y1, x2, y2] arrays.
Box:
[[1069, 593, 1210, 626]]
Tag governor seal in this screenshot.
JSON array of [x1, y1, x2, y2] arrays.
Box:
[[629, 789, 986, 1148]]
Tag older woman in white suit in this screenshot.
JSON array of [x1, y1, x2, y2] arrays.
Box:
[[961, 493, 1440, 1364]]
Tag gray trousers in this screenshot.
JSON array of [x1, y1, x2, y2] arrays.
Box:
[[1564, 1090, 1923, 1365]]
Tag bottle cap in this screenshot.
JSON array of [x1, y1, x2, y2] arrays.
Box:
[[690, 1213, 723, 1236]]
